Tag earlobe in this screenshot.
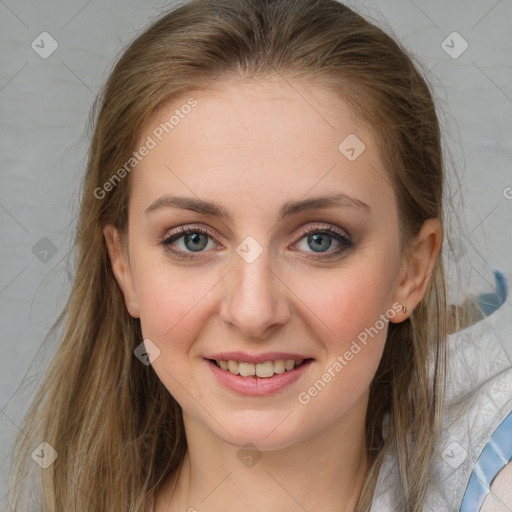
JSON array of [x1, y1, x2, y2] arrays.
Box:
[[389, 218, 442, 323], [103, 225, 140, 318]]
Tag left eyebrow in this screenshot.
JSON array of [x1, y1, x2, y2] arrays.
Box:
[[144, 192, 371, 220], [278, 193, 371, 219]]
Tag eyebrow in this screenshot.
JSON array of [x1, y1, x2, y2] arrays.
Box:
[[144, 193, 371, 220]]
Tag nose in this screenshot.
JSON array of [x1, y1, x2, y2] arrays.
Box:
[[220, 250, 291, 340]]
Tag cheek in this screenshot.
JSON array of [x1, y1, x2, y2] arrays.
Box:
[[293, 272, 392, 423], [135, 262, 220, 353], [290, 251, 398, 390], [134, 266, 218, 401], [301, 261, 396, 341]]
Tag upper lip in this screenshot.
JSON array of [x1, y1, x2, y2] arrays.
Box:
[[205, 352, 313, 364]]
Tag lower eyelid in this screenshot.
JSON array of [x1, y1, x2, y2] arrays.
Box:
[[161, 231, 218, 253], [292, 236, 352, 258]]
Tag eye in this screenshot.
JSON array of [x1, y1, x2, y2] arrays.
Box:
[[161, 225, 221, 260], [292, 223, 354, 260]]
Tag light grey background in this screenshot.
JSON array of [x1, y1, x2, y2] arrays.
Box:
[[1, 0, 511, 505]]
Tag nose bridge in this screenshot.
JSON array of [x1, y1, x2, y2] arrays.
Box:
[[221, 243, 289, 339]]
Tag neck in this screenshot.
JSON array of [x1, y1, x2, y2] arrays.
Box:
[[156, 398, 370, 512]]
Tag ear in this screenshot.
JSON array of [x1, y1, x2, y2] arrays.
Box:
[[389, 218, 442, 323], [103, 224, 140, 318]]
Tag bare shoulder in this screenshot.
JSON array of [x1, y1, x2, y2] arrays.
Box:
[[480, 461, 512, 511]]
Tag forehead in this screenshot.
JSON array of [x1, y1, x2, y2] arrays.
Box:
[[129, 78, 396, 221]]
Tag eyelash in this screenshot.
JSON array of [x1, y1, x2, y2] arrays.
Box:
[[160, 223, 354, 261]]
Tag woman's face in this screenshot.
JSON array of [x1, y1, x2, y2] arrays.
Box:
[[107, 77, 413, 450]]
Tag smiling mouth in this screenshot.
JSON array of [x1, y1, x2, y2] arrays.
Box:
[[208, 358, 312, 378]]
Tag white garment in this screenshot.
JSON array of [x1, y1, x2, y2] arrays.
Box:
[[371, 268, 512, 511]]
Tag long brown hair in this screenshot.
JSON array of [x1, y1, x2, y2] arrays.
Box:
[[8, 1, 467, 510]]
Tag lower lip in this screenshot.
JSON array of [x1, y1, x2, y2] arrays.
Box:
[[205, 359, 314, 396]]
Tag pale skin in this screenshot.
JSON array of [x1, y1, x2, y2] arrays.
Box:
[[104, 77, 443, 511], [481, 462, 512, 511]]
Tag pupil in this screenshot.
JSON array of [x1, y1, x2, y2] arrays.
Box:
[[309, 233, 331, 252]]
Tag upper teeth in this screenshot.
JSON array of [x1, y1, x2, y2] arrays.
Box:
[[216, 359, 305, 378]]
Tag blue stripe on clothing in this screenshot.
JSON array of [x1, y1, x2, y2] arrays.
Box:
[[460, 410, 512, 511], [475, 268, 508, 317]]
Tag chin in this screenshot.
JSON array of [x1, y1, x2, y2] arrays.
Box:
[[208, 411, 308, 452]]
